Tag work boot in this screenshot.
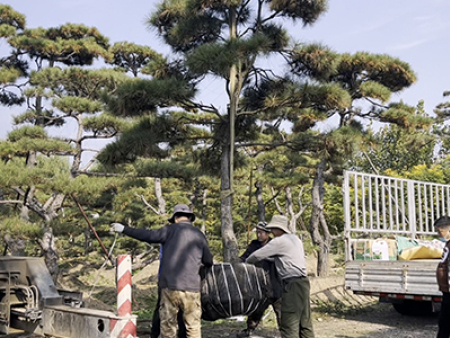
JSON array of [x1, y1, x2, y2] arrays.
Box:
[[236, 329, 254, 337]]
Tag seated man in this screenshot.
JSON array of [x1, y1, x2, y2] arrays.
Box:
[[237, 221, 282, 338]]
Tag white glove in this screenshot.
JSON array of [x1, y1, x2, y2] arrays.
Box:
[[110, 222, 125, 233]]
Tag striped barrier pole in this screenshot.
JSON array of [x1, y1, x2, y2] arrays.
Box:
[[110, 254, 137, 338]]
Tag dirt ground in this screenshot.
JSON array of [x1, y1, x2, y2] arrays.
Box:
[[1, 257, 442, 338], [193, 303, 439, 338]]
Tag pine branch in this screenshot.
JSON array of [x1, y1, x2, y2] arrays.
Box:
[[295, 186, 310, 219], [78, 171, 129, 177], [134, 193, 160, 214], [0, 200, 23, 205], [364, 97, 389, 109], [269, 186, 283, 213], [80, 133, 117, 141], [236, 141, 286, 150], [79, 150, 101, 172]]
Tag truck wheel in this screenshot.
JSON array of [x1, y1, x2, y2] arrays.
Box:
[[392, 300, 433, 316]]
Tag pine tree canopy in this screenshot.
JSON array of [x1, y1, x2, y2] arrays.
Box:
[[82, 114, 131, 135], [0, 60, 25, 105], [268, 0, 328, 23], [0, 156, 70, 188], [435, 91, 450, 122], [149, 0, 224, 53], [289, 43, 340, 80], [0, 136, 74, 158], [108, 42, 165, 76], [358, 81, 391, 103], [52, 97, 103, 114], [334, 52, 417, 94], [150, 0, 328, 53], [8, 24, 111, 65], [0, 5, 27, 106], [242, 79, 351, 127], [380, 102, 434, 130], [185, 33, 289, 77], [97, 114, 203, 166], [1, 217, 41, 238], [0, 5, 26, 31], [29, 67, 128, 99], [0, 65, 21, 83], [134, 159, 198, 180]]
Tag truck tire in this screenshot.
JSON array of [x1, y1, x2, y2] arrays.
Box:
[[392, 300, 433, 316]]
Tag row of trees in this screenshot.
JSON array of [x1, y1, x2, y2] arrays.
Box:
[[1, 1, 450, 279]]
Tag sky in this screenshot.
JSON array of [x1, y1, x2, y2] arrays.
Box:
[[1, 0, 450, 140]]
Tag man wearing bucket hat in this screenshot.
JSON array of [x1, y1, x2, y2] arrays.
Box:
[[240, 222, 270, 260], [246, 215, 314, 338], [237, 221, 282, 337], [111, 204, 213, 338]]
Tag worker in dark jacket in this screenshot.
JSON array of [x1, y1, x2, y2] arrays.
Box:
[[237, 221, 282, 337], [435, 216, 450, 338], [111, 204, 213, 338]]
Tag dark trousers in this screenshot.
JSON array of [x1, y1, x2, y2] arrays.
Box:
[[280, 277, 314, 338], [438, 292, 450, 338], [247, 297, 282, 331], [151, 286, 187, 338]]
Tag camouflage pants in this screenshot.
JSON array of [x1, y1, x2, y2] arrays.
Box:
[[160, 288, 202, 338]]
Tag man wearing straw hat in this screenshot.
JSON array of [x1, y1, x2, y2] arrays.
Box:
[[246, 215, 314, 338]]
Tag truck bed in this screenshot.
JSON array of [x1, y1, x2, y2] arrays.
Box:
[[345, 260, 441, 297]]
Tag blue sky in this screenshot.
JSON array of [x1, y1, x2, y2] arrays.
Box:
[[1, 0, 449, 139]]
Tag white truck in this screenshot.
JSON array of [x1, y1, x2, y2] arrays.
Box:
[[343, 170, 449, 315]]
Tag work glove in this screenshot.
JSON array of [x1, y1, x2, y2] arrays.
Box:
[[110, 222, 125, 233]]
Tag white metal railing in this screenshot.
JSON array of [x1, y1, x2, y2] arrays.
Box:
[[343, 170, 450, 253]]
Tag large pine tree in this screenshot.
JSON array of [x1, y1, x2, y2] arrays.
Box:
[[0, 8, 134, 279], [105, 0, 349, 262]]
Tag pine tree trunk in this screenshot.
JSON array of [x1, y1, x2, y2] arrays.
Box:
[[4, 234, 26, 256], [309, 159, 331, 277], [317, 212, 330, 275], [201, 188, 208, 233], [285, 186, 296, 233], [49, 193, 65, 218], [218, 6, 241, 263], [154, 178, 166, 215], [255, 180, 266, 222], [84, 228, 92, 256], [220, 144, 239, 262], [39, 228, 60, 283]]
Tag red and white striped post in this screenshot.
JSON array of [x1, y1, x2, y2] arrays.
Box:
[[110, 254, 137, 338]]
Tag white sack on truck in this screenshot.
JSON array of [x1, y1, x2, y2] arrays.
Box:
[[352, 238, 397, 261], [201, 263, 270, 321]]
